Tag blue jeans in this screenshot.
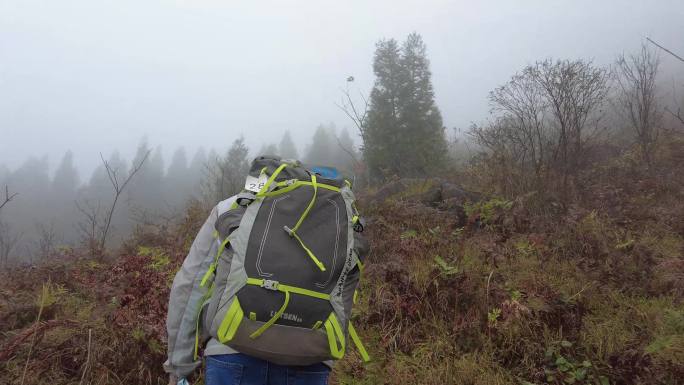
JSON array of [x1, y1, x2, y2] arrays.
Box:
[[205, 354, 330, 385]]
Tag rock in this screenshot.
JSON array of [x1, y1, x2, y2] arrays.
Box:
[[368, 178, 480, 211], [370, 179, 410, 204]]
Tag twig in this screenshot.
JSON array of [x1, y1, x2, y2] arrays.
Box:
[[646, 37, 684, 63], [335, 86, 370, 141], [485, 270, 494, 310], [79, 328, 93, 385], [20, 284, 49, 385], [0, 319, 78, 361], [666, 106, 684, 127], [567, 282, 593, 302], [333, 134, 361, 168], [0, 185, 18, 212], [485, 270, 494, 339], [99, 150, 150, 251]]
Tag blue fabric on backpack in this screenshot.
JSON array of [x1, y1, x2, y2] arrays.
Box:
[[310, 166, 341, 180]]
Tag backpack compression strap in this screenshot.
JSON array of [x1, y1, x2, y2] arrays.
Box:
[[283, 173, 327, 271], [245, 278, 331, 339], [255, 164, 327, 272], [243, 278, 370, 362]]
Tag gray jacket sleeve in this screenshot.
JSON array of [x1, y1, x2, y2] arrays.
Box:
[[163, 204, 220, 377]]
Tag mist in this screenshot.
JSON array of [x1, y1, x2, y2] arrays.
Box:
[[1, 0, 684, 259], [4, 1, 684, 384], [2, 0, 683, 176]]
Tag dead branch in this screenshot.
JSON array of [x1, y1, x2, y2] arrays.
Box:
[[36, 221, 59, 260], [0, 185, 18, 212], [646, 37, 684, 63], [666, 106, 684, 127], [0, 319, 79, 361], [75, 199, 102, 256], [99, 150, 150, 251], [335, 86, 370, 141], [0, 220, 22, 267], [665, 80, 684, 129], [333, 134, 361, 168]]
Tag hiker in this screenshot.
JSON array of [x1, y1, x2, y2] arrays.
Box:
[[164, 156, 369, 385]]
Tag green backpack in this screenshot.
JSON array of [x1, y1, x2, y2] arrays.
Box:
[[196, 155, 370, 365]]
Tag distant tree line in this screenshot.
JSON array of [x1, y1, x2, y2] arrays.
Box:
[[0, 127, 359, 265]]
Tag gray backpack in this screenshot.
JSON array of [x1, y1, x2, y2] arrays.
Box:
[[197, 156, 370, 365]]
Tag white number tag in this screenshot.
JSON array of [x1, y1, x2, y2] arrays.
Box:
[[244, 174, 268, 193]]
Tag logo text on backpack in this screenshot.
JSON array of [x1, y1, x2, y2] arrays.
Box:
[[270, 311, 303, 323]]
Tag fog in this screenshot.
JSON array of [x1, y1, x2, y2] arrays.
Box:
[[1, 0, 683, 261], [2, 0, 683, 176]]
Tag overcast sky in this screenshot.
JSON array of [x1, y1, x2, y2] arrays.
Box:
[[1, 0, 683, 177]]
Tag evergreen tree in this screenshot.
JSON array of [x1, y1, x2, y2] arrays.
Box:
[[203, 139, 250, 203], [5, 156, 51, 255], [166, 147, 191, 207], [80, 151, 128, 246], [52, 151, 80, 199], [333, 127, 358, 172], [85, 151, 126, 204], [0, 164, 9, 186], [127, 142, 164, 214], [188, 147, 207, 198], [279, 131, 299, 159], [364, 38, 403, 179], [363, 33, 447, 180], [51, 151, 80, 245], [222, 137, 250, 197], [258, 143, 279, 157], [398, 33, 447, 175], [305, 124, 335, 165]]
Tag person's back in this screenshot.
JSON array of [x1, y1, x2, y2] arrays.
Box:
[[164, 156, 369, 385]]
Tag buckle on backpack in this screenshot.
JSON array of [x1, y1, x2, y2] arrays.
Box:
[[262, 280, 280, 291]]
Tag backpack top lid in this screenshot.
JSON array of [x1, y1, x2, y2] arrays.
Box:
[[249, 155, 346, 188]]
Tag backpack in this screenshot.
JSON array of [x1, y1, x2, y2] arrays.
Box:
[[195, 155, 370, 365]]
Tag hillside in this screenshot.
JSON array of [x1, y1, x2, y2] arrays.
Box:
[[1, 138, 684, 385]]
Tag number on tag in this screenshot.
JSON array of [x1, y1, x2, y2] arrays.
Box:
[[244, 174, 268, 192]]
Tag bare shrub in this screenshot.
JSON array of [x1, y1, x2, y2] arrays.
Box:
[[0, 219, 21, 267], [35, 221, 59, 260], [0, 185, 19, 266], [470, 59, 609, 200], [614, 44, 661, 165], [76, 152, 150, 258]]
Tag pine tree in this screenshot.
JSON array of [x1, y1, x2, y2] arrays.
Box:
[[222, 137, 250, 197], [5, 156, 51, 255], [364, 38, 403, 179], [333, 127, 358, 172], [51, 151, 80, 244], [188, 147, 207, 198], [127, 142, 164, 214], [279, 131, 299, 160], [203, 139, 250, 203], [0, 164, 9, 186], [86, 152, 126, 204], [258, 143, 279, 157], [305, 124, 335, 165], [363, 33, 447, 180], [397, 33, 447, 175], [166, 147, 190, 207], [52, 151, 80, 199]]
